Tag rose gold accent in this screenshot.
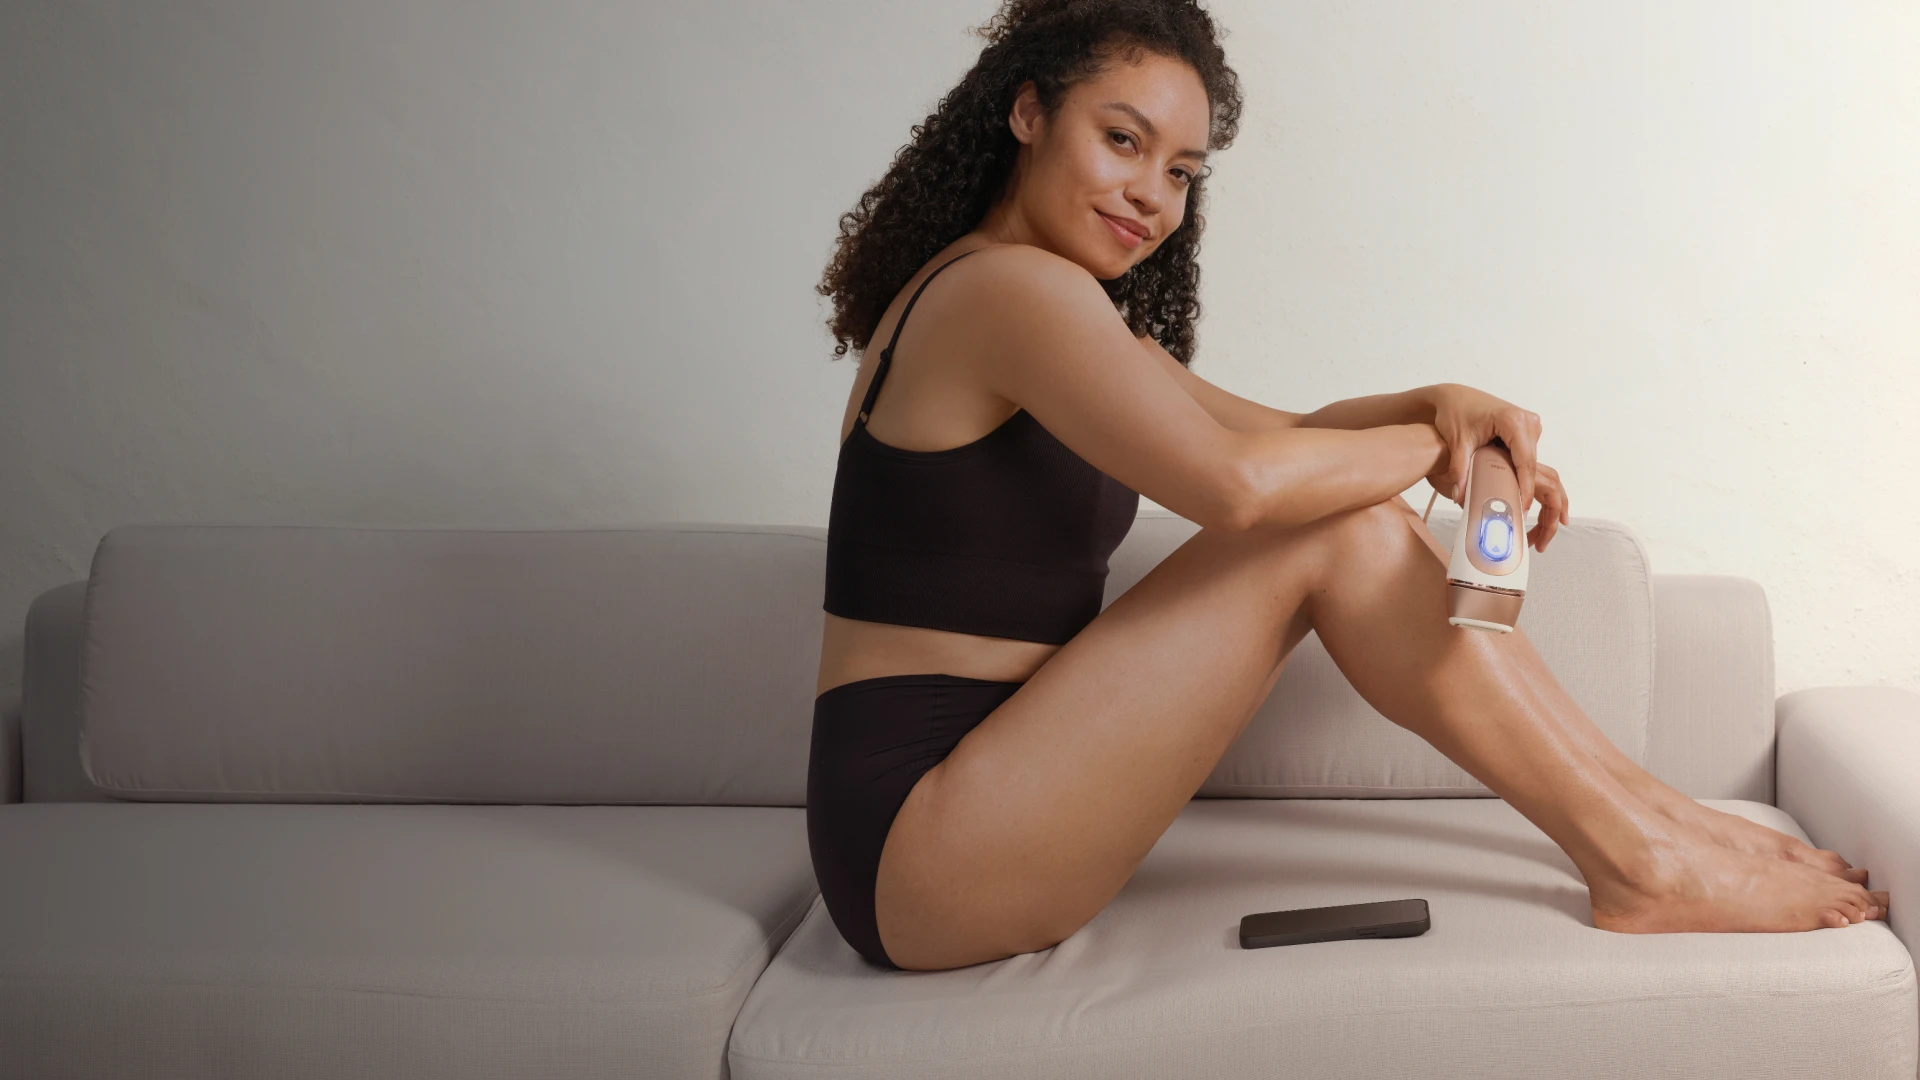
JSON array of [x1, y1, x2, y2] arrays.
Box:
[[1463, 444, 1525, 576], [1449, 579, 1524, 597], [1448, 581, 1524, 626]]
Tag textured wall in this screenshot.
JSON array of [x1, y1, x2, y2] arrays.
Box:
[[2, 0, 1915, 712]]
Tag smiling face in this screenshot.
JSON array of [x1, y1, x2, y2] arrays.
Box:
[[993, 48, 1213, 280]]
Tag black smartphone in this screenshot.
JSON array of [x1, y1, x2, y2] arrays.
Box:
[[1239, 898, 1429, 949]]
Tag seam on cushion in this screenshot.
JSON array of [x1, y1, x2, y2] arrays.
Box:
[[704, 890, 821, 1001], [726, 960, 1917, 1069]]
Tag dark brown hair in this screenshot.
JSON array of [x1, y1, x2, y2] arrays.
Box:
[[818, 0, 1243, 366]]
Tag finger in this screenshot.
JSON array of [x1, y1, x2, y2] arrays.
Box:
[[1532, 465, 1566, 550], [1448, 433, 1470, 504], [1503, 410, 1541, 513]]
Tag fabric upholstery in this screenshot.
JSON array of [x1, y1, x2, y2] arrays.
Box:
[[730, 797, 1916, 1080], [75, 514, 1653, 805], [0, 802, 817, 1080], [1776, 686, 1920, 970], [77, 522, 828, 805], [11, 515, 1916, 1078], [32, 517, 1759, 808], [20, 581, 108, 802], [1645, 574, 1777, 802]]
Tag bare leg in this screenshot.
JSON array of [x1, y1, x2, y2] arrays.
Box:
[[876, 497, 1885, 970], [1506, 642, 1868, 882], [1393, 516, 1870, 884], [1298, 500, 1887, 930]]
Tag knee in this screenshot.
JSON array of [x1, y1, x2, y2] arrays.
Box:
[[1304, 496, 1440, 568], [1354, 496, 1455, 562], [1327, 496, 1422, 545], [1214, 497, 1430, 594]]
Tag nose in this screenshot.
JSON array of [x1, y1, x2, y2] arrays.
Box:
[[1125, 169, 1165, 219]]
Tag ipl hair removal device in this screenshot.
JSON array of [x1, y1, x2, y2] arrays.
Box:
[[1438, 440, 1529, 632]]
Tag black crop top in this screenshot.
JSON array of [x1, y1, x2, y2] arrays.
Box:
[[823, 249, 1140, 644]]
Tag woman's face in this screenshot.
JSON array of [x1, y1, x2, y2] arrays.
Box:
[[1002, 51, 1212, 280]]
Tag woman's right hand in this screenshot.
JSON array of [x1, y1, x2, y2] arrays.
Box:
[[1420, 430, 1572, 551], [1420, 384, 1544, 512]]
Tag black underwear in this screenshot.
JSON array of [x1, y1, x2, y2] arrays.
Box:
[[806, 673, 1025, 969]]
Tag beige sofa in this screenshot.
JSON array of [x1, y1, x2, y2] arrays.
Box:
[[2, 511, 1915, 1079]]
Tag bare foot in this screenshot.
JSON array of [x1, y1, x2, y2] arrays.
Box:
[[1639, 790, 1869, 886], [1591, 830, 1890, 933]]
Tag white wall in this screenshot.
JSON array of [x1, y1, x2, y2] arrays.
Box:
[[2, 0, 1915, 715]]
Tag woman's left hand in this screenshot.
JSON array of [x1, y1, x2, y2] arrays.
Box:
[[1424, 383, 1569, 551]]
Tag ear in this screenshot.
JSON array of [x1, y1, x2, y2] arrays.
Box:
[[1007, 80, 1044, 145]]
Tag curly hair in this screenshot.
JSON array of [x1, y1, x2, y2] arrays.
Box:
[[818, 0, 1243, 367]]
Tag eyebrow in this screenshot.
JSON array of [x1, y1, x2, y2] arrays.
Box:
[[1102, 101, 1209, 161]]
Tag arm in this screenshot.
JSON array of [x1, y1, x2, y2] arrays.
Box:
[[1137, 334, 1445, 434], [959, 246, 1446, 533], [1775, 686, 1920, 954]]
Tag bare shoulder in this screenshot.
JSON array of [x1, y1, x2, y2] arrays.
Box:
[[921, 243, 1131, 357], [942, 242, 1112, 312]]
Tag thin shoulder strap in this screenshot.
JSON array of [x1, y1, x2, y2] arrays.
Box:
[[858, 248, 982, 424]]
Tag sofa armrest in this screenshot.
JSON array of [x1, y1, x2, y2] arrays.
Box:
[[2, 689, 17, 803], [1776, 686, 1920, 951]]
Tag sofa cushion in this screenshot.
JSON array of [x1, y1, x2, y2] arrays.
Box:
[[1644, 574, 1778, 802], [77, 522, 827, 804], [0, 803, 816, 1080], [1107, 510, 1656, 797], [729, 797, 1915, 1080]]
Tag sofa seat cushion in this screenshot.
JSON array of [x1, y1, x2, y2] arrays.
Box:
[[730, 798, 1916, 1080], [0, 803, 816, 1080]]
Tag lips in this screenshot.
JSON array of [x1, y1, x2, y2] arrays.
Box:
[[1097, 210, 1150, 248]]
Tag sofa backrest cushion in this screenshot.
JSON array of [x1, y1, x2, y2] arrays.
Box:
[[1105, 509, 1655, 798], [79, 523, 826, 805], [78, 509, 1654, 806]]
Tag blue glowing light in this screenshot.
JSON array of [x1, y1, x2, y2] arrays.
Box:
[[1479, 518, 1513, 560]]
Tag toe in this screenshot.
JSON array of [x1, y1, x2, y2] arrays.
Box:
[[1820, 908, 1848, 929], [1785, 843, 1850, 875], [1812, 848, 1854, 874]]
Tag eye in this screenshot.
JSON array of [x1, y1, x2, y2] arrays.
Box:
[[1170, 167, 1194, 185], [1107, 129, 1137, 152]]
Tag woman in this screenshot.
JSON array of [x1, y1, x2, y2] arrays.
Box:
[[808, 0, 1886, 973]]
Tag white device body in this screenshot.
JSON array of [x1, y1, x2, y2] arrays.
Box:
[[1444, 443, 1530, 632]]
